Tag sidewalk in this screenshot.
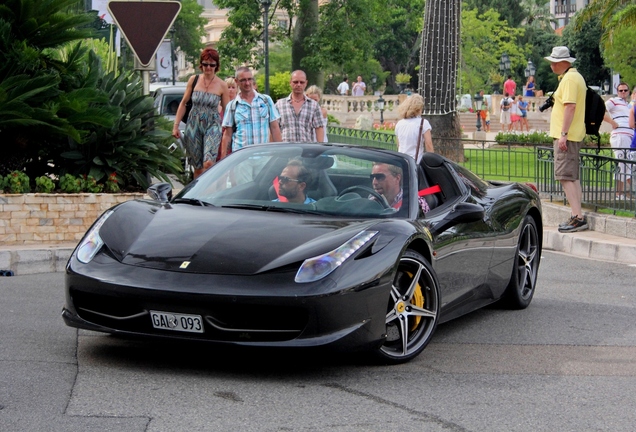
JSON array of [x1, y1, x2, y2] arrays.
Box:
[[1, 201, 635, 276]]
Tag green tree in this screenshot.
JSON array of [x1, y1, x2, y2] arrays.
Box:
[[575, 0, 636, 48], [370, 0, 424, 92], [293, 0, 319, 84], [601, 24, 636, 86], [173, 0, 206, 63], [460, 7, 528, 96], [562, 15, 610, 87], [463, 0, 527, 27], [0, 0, 181, 187]]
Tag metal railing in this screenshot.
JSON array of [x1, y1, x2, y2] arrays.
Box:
[[326, 127, 636, 216]]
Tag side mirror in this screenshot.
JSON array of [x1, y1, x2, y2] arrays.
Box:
[[430, 202, 484, 235], [147, 182, 173, 204]]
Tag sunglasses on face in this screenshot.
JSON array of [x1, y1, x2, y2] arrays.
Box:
[[618, 89, 629, 93], [370, 173, 387, 181], [201, 62, 217, 68], [279, 176, 302, 184]]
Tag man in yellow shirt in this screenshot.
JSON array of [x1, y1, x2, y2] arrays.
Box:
[[545, 46, 588, 233]]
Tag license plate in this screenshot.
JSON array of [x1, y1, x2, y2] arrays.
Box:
[[150, 311, 204, 333]]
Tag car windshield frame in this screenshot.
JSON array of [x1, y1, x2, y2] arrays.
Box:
[[174, 143, 413, 219]]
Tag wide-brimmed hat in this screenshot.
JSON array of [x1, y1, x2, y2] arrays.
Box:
[[544, 46, 576, 63]]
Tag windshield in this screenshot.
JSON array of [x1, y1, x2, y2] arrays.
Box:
[[175, 144, 411, 218]]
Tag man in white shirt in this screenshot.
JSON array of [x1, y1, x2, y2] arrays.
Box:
[[603, 82, 634, 198], [337, 77, 349, 96], [352, 76, 366, 96]]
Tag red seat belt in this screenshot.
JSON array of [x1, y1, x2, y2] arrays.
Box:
[[418, 185, 441, 197]]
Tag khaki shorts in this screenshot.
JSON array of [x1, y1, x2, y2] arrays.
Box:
[[554, 139, 583, 181]]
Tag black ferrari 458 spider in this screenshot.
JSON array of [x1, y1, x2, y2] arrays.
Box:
[[63, 143, 542, 363]]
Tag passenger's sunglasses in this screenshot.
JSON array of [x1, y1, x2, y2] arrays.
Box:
[[278, 176, 302, 184], [369, 173, 387, 181]]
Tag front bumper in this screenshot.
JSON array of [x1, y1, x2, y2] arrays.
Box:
[[63, 254, 393, 352]]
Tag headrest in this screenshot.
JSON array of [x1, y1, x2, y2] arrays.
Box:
[[303, 155, 335, 170]]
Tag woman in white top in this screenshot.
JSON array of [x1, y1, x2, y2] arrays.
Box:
[[305, 85, 329, 142], [395, 94, 434, 163]]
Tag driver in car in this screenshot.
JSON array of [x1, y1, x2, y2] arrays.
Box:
[[273, 160, 316, 204], [370, 162, 430, 213]]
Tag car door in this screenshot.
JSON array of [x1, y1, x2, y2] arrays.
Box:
[[418, 161, 495, 319]]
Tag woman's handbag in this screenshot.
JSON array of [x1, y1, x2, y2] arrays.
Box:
[[414, 116, 425, 163], [183, 75, 199, 123]]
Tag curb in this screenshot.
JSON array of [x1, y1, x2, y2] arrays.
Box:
[[0, 244, 74, 276], [2, 201, 635, 276]]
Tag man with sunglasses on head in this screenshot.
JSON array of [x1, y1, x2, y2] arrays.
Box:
[[275, 70, 324, 143], [220, 67, 281, 159], [603, 82, 633, 199], [273, 159, 315, 204]]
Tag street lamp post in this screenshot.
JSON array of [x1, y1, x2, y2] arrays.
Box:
[[170, 27, 176, 85], [524, 59, 536, 79], [260, 0, 272, 95], [499, 53, 511, 75], [371, 74, 377, 93], [376, 95, 385, 125], [474, 92, 483, 132], [603, 79, 610, 95]]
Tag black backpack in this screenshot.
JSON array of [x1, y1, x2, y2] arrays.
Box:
[[584, 86, 606, 150], [502, 98, 510, 111]]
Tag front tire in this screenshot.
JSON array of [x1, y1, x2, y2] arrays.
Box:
[[375, 250, 440, 364], [499, 215, 540, 309]]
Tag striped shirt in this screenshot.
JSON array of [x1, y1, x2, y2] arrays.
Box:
[[275, 95, 324, 142], [605, 97, 634, 138], [222, 91, 280, 151]]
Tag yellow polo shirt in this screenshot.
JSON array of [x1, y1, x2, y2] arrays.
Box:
[[550, 68, 587, 142]]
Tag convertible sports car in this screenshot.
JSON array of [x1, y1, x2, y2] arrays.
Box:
[[63, 143, 542, 363]]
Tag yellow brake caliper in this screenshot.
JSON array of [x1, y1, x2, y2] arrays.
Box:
[[406, 271, 424, 330]]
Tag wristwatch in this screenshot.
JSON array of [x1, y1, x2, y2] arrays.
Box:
[[560, 131, 568, 137]]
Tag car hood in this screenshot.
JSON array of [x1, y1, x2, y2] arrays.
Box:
[[98, 200, 387, 275]]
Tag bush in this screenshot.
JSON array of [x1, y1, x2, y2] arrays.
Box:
[[1, 171, 31, 194], [59, 174, 82, 193], [103, 172, 120, 193], [495, 131, 611, 146], [255, 71, 292, 103], [495, 131, 553, 144], [35, 176, 56, 193], [80, 175, 103, 193]]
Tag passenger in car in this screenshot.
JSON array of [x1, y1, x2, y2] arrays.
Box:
[[370, 162, 430, 213], [273, 160, 316, 204]]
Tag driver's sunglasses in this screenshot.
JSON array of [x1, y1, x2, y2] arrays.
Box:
[[370, 173, 386, 181], [278, 176, 302, 184]]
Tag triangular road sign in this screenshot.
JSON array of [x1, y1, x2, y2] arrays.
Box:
[[108, 1, 181, 67]]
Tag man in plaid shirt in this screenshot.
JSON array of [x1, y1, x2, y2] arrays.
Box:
[[220, 67, 281, 157], [275, 70, 325, 143]]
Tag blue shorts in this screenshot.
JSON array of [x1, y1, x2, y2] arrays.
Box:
[[521, 111, 527, 118]]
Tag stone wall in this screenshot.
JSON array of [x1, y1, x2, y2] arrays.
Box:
[[0, 193, 144, 246]]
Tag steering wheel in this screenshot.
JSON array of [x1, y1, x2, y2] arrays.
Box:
[[337, 185, 390, 209]]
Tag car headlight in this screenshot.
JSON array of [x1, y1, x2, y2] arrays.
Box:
[[76, 210, 113, 264], [295, 231, 378, 283]]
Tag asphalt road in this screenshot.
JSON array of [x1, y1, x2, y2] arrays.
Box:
[[1, 251, 636, 432]]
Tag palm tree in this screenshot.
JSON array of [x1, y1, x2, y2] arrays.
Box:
[[575, 0, 636, 47], [418, 0, 462, 161], [520, 0, 555, 31]]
